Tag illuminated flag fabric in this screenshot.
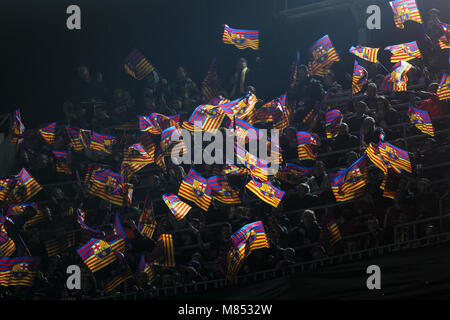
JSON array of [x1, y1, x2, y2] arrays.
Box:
[[380, 61, 412, 92], [178, 169, 213, 211], [104, 264, 133, 294], [124, 49, 155, 80], [0, 177, 15, 202], [76, 208, 104, 238], [77, 238, 119, 273], [235, 144, 269, 181], [139, 132, 157, 154], [437, 74, 450, 100], [222, 164, 248, 176], [11, 109, 25, 145], [163, 194, 192, 221], [349, 45, 379, 63], [44, 232, 76, 257], [325, 109, 343, 139], [52, 151, 72, 175], [86, 169, 132, 206], [379, 142, 412, 174], [227, 221, 269, 279], [437, 21, 450, 49], [90, 132, 117, 154], [297, 132, 320, 161], [113, 212, 128, 240], [0, 257, 40, 287], [251, 94, 289, 130], [327, 219, 342, 246], [222, 25, 259, 50], [160, 126, 187, 157], [65, 126, 84, 152], [83, 163, 108, 186], [275, 163, 314, 184], [234, 118, 262, 144], [246, 178, 284, 207], [407, 105, 435, 136], [79, 129, 92, 149], [219, 93, 257, 122], [390, 0, 423, 29], [121, 143, 154, 179], [201, 58, 220, 101], [6, 203, 46, 228], [137, 196, 157, 239], [207, 176, 241, 204], [384, 41, 422, 63], [352, 60, 368, 95], [0, 224, 16, 257], [137, 254, 155, 283], [301, 108, 319, 133], [139, 113, 178, 135], [329, 154, 368, 202], [39, 122, 56, 145], [148, 234, 175, 268], [308, 35, 340, 77], [207, 96, 230, 106], [9, 169, 42, 203], [168, 114, 181, 123], [365, 143, 388, 175], [183, 103, 226, 133]]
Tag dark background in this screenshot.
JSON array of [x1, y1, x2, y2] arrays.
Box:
[[0, 0, 449, 127]]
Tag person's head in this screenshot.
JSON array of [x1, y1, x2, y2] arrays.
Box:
[[355, 101, 368, 115], [427, 83, 439, 94], [170, 98, 182, 112], [297, 183, 310, 198], [77, 65, 90, 81], [366, 82, 377, 98], [363, 116, 376, 134], [428, 8, 440, 19], [417, 178, 431, 194], [283, 247, 295, 261], [367, 216, 379, 232], [236, 58, 247, 71], [298, 65, 308, 80], [284, 127, 297, 140], [338, 122, 349, 136], [301, 210, 316, 228], [376, 96, 391, 116], [176, 66, 187, 81]]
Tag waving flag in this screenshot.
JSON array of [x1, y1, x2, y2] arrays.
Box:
[[297, 132, 320, 161], [327, 219, 342, 246], [0, 224, 16, 258], [379, 142, 412, 174], [437, 74, 450, 100], [11, 109, 25, 145], [207, 176, 241, 204], [124, 49, 155, 80], [352, 60, 369, 95], [183, 103, 226, 133], [9, 169, 42, 203], [39, 122, 56, 145], [325, 109, 343, 139], [0, 257, 40, 287], [408, 105, 435, 136], [0, 177, 15, 202], [365, 143, 389, 175], [437, 21, 450, 49], [246, 178, 284, 207], [329, 154, 368, 202], [139, 113, 178, 134], [308, 35, 340, 77], [77, 238, 119, 273], [201, 58, 220, 101], [65, 126, 84, 151], [137, 254, 156, 283], [90, 132, 117, 154], [234, 118, 262, 144], [86, 169, 132, 206], [275, 163, 314, 184], [52, 151, 72, 175], [235, 144, 269, 181], [380, 61, 412, 92], [219, 93, 257, 122], [113, 212, 128, 240], [137, 196, 157, 239], [222, 25, 259, 50], [384, 41, 422, 63], [227, 221, 269, 279], [76, 208, 104, 238], [349, 45, 379, 63], [390, 0, 423, 29], [121, 143, 154, 179], [178, 169, 213, 211], [251, 94, 289, 130], [6, 203, 46, 228], [289, 51, 300, 87], [222, 164, 249, 176], [148, 234, 175, 268], [163, 194, 192, 221]]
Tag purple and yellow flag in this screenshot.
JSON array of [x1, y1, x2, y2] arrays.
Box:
[[390, 0, 423, 29], [178, 169, 213, 211], [308, 35, 340, 77], [121, 143, 154, 179], [77, 238, 119, 273], [222, 25, 259, 50], [0, 177, 15, 202], [90, 132, 117, 154], [408, 105, 435, 136], [384, 41, 422, 63], [380, 61, 412, 92], [11, 109, 25, 145], [245, 178, 284, 207], [297, 132, 320, 161], [137, 196, 157, 239], [275, 163, 314, 184], [52, 151, 72, 175], [201, 58, 220, 101], [65, 126, 84, 152], [139, 113, 178, 135], [86, 169, 133, 206], [0, 257, 40, 287], [163, 194, 192, 221], [9, 169, 42, 203], [437, 74, 450, 101], [365, 143, 389, 175], [325, 109, 343, 139], [39, 122, 56, 145], [379, 141, 412, 174], [219, 93, 257, 122], [437, 21, 450, 49], [349, 45, 379, 63], [182, 103, 226, 133], [207, 176, 241, 204], [235, 144, 269, 181], [0, 224, 16, 258], [251, 94, 289, 130], [352, 60, 368, 95], [124, 49, 155, 80]]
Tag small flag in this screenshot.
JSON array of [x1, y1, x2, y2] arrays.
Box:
[[39, 122, 56, 145], [380, 61, 412, 92], [90, 132, 117, 154], [222, 25, 259, 50], [245, 178, 285, 207], [207, 176, 241, 204], [234, 118, 262, 144], [349, 45, 379, 63], [437, 21, 450, 49], [124, 49, 155, 80], [113, 212, 128, 240], [0, 177, 15, 202], [148, 234, 175, 268], [408, 105, 435, 136], [139, 113, 178, 135], [325, 109, 343, 139], [0, 256, 40, 287], [77, 238, 119, 273], [9, 168, 42, 203], [379, 141, 412, 174], [104, 264, 133, 294], [11, 109, 25, 145], [65, 126, 84, 152], [437, 74, 450, 100], [137, 196, 157, 239], [365, 143, 389, 175], [121, 143, 154, 179], [390, 0, 423, 29], [86, 169, 133, 206], [308, 35, 340, 77], [178, 169, 213, 211], [352, 60, 369, 95], [384, 41, 422, 63], [52, 151, 72, 175], [76, 208, 105, 238], [219, 93, 257, 122], [235, 144, 269, 181], [327, 219, 342, 246], [275, 163, 314, 184], [163, 194, 192, 221], [137, 254, 156, 284], [251, 94, 289, 130], [297, 132, 320, 161], [201, 58, 220, 101], [0, 224, 16, 257], [183, 104, 226, 133]]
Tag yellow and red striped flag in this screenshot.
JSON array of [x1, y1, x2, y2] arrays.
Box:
[[437, 74, 450, 101], [163, 194, 192, 221]]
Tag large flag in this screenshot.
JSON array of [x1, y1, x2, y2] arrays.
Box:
[[0, 257, 40, 287], [390, 0, 423, 29], [227, 221, 269, 279], [297, 132, 320, 161], [329, 154, 368, 202], [407, 105, 435, 136], [352, 60, 369, 95], [90, 132, 117, 154], [39, 122, 56, 145], [76, 208, 105, 238], [86, 169, 132, 206], [182, 103, 226, 133], [0, 177, 15, 202], [52, 151, 72, 175], [9, 168, 42, 203], [11, 109, 25, 145], [349, 45, 379, 63], [437, 74, 450, 101], [77, 238, 120, 273], [0, 224, 16, 257], [380, 61, 412, 92], [325, 109, 343, 139], [163, 194, 192, 221], [137, 196, 157, 239], [308, 35, 340, 77], [65, 126, 84, 152], [384, 41, 422, 63], [121, 143, 154, 179], [207, 176, 241, 204], [201, 58, 220, 101], [289, 51, 300, 88], [437, 21, 450, 49], [139, 113, 178, 135], [222, 25, 259, 50], [379, 141, 412, 174], [235, 144, 269, 181], [245, 178, 284, 207], [178, 169, 213, 211], [365, 143, 388, 175], [251, 94, 289, 130], [124, 49, 155, 80], [219, 93, 257, 122]]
